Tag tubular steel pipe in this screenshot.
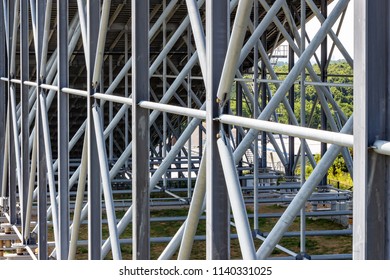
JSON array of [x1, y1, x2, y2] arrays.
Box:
[[178, 149, 207, 260], [219, 114, 353, 147], [217, 0, 254, 105], [373, 140, 390, 156], [217, 136, 256, 260], [92, 0, 111, 87], [92, 106, 122, 260], [139, 101, 206, 120], [68, 132, 88, 260], [39, 93, 60, 250], [185, 0, 206, 76]]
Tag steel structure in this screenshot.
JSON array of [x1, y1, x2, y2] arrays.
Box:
[[0, 0, 388, 260]]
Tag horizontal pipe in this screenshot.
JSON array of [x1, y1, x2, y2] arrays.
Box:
[[62, 87, 88, 97], [304, 81, 353, 88], [219, 114, 353, 147], [372, 140, 390, 156], [139, 101, 206, 120], [94, 93, 133, 106]]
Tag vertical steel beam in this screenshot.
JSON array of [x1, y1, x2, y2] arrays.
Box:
[[260, 33, 267, 169], [124, 24, 129, 169], [320, 0, 328, 186], [287, 27, 295, 177], [298, 0, 307, 259], [132, 0, 150, 260], [354, 0, 390, 260], [36, 0, 47, 260], [20, 0, 29, 243], [0, 1, 5, 195], [7, 0, 16, 226], [253, 0, 260, 233], [87, 0, 101, 260], [206, 0, 230, 260], [236, 73, 243, 182], [57, 0, 69, 260], [108, 55, 113, 161]]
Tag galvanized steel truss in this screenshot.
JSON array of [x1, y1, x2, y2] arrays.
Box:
[[0, 0, 388, 260]]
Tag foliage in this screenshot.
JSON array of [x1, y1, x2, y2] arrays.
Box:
[[230, 60, 353, 128], [270, 61, 353, 128], [299, 152, 353, 190], [230, 60, 353, 188]]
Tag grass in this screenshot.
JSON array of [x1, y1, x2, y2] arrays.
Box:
[[65, 203, 351, 260]]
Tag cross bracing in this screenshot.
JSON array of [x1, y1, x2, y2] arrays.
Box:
[[0, 0, 388, 260]]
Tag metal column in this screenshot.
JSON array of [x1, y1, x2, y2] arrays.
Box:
[[0, 1, 5, 195], [20, 0, 29, 243], [206, 0, 230, 260], [36, 0, 48, 260], [57, 0, 69, 260], [132, 0, 150, 260], [320, 0, 328, 186], [287, 27, 295, 177], [354, 0, 390, 260], [87, 0, 101, 260]]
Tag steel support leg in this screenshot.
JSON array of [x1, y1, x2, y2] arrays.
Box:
[[87, 0, 101, 260], [206, 0, 230, 260], [57, 0, 69, 259], [20, 0, 29, 243], [0, 2, 5, 199], [132, 0, 150, 260], [354, 0, 390, 260]]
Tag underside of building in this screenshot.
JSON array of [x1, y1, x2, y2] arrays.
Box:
[[0, 0, 389, 260]]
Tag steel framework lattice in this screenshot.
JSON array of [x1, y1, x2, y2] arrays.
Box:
[[0, 0, 388, 260]]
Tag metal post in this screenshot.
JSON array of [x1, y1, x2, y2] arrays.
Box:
[[206, 0, 230, 260], [6, 0, 16, 226], [0, 1, 5, 198], [253, 0, 260, 233], [320, 0, 328, 186], [124, 24, 129, 168], [354, 0, 390, 260], [298, 0, 307, 259], [132, 0, 150, 260], [236, 70, 243, 182], [36, 0, 47, 260], [108, 55, 113, 161], [162, 1, 168, 190], [288, 27, 295, 177], [186, 25, 192, 198], [20, 0, 29, 243], [87, 0, 101, 260], [260, 33, 267, 169], [57, 0, 69, 260]]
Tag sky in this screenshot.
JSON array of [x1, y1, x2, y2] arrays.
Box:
[[305, 1, 354, 61]]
